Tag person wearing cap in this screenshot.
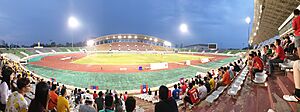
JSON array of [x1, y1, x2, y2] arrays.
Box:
[[79, 94, 97, 112]]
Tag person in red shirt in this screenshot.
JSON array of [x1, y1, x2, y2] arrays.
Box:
[[181, 82, 187, 95], [216, 67, 231, 87], [292, 9, 300, 58], [249, 52, 264, 80], [93, 91, 98, 99], [48, 84, 58, 111], [268, 39, 285, 74], [123, 91, 128, 101], [283, 9, 300, 103], [220, 67, 231, 86], [183, 83, 199, 110]]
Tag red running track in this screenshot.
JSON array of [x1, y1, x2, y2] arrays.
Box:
[[29, 53, 230, 73]]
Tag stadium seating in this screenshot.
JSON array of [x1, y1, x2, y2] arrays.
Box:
[[95, 42, 171, 51], [279, 59, 294, 76], [205, 67, 246, 103]]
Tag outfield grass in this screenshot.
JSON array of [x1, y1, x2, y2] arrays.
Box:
[[72, 53, 210, 65]]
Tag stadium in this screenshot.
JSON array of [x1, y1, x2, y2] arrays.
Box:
[[0, 0, 300, 112], [3, 34, 238, 92]]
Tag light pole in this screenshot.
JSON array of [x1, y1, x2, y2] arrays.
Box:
[[245, 16, 251, 49], [68, 16, 80, 48]]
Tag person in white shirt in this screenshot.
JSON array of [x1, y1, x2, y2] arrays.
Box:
[[197, 80, 207, 100], [79, 94, 97, 112], [0, 66, 14, 111], [6, 78, 31, 112]]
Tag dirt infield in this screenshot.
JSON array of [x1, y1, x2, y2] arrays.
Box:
[[29, 53, 230, 73]]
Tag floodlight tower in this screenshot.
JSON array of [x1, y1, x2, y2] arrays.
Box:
[[68, 16, 80, 48], [245, 16, 251, 49]]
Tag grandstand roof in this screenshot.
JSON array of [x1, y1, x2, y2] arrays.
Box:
[[93, 34, 168, 43], [184, 44, 208, 48], [250, 0, 299, 45]]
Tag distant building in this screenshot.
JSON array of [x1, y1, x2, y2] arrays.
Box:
[[183, 43, 217, 51], [184, 44, 209, 51]]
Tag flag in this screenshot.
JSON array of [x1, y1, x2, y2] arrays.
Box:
[[140, 84, 148, 93], [90, 86, 99, 90], [179, 78, 184, 84], [50, 78, 56, 82]]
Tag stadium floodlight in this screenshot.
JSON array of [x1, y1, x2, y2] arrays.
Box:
[[113, 36, 116, 39], [134, 35, 138, 39], [118, 35, 122, 39], [87, 40, 94, 46], [164, 41, 172, 46], [149, 38, 153, 41], [245, 16, 251, 48], [68, 16, 80, 28], [179, 23, 188, 33], [128, 35, 132, 39], [245, 16, 251, 24], [68, 16, 80, 48], [154, 38, 158, 42]]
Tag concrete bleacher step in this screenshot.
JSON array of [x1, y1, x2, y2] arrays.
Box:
[[275, 74, 299, 112], [267, 73, 298, 112]]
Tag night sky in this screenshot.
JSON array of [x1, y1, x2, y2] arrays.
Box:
[[0, 0, 253, 48]]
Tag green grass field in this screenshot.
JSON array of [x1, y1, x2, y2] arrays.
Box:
[[72, 53, 211, 65]]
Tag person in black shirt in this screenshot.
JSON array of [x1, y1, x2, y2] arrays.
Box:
[[125, 97, 136, 112], [155, 85, 178, 112], [95, 91, 104, 111], [204, 77, 211, 93], [233, 62, 241, 72], [28, 82, 50, 112]]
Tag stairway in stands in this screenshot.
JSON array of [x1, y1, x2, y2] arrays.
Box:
[[192, 70, 299, 112], [267, 71, 299, 112]]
